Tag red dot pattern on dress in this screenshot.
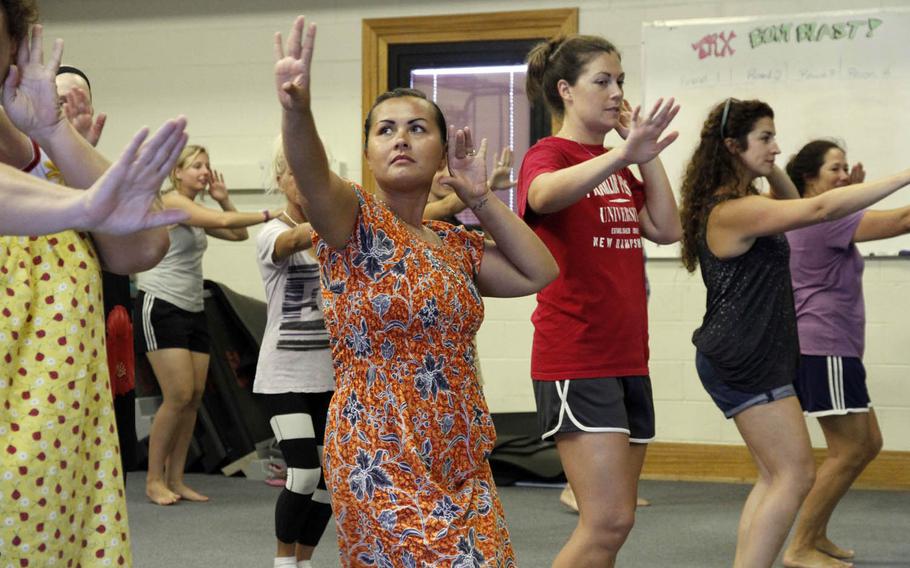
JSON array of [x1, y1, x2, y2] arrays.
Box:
[[1, 228, 131, 567]]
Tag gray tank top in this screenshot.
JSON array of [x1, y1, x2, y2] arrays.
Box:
[[137, 224, 208, 312]]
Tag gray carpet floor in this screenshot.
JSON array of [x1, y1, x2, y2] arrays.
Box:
[[126, 474, 910, 567]]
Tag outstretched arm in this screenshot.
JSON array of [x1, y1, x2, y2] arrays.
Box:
[[440, 127, 557, 297], [275, 16, 357, 249], [1, 119, 189, 244], [527, 98, 680, 215], [708, 169, 910, 259]]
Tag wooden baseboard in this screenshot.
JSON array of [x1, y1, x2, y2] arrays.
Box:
[[641, 442, 910, 490]]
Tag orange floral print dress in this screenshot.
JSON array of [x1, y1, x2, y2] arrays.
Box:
[[315, 187, 515, 567]]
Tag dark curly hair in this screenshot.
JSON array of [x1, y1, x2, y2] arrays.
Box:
[[785, 139, 844, 197], [1, 0, 39, 46], [525, 34, 620, 117], [679, 99, 774, 272]]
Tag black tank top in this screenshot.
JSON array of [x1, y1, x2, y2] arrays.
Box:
[[692, 200, 799, 393]]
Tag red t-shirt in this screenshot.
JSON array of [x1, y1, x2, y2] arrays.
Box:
[[518, 136, 649, 380]]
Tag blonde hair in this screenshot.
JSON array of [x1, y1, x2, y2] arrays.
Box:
[[269, 135, 335, 194], [269, 136, 289, 195], [166, 144, 207, 192]]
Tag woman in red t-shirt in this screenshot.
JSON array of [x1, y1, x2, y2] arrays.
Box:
[[517, 34, 681, 566]]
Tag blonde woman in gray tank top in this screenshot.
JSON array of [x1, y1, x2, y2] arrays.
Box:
[[136, 145, 283, 506]]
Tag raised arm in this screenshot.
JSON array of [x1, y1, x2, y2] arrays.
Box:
[[1, 25, 173, 272], [637, 157, 681, 244], [439, 127, 557, 297], [275, 16, 357, 249], [766, 165, 800, 200], [708, 169, 910, 258], [3, 26, 108, 187], [527, 98, 679, 215]]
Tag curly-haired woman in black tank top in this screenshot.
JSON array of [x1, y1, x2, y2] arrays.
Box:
[[679, 98, 910, 568]]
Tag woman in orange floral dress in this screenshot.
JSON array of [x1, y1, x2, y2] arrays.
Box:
[[274, 16, 559, 567]]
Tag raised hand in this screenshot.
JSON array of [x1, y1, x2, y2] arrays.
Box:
[[489, 147, 515, 191], [1, 25, 64, 139], [207, 168, 228, 202], [439, 126, 491, 210], [618, 97, 680, 165], [78, 118, 190, 235], [274, 16, 316, 112], [61, 87, 106, 146], [614, 99, 634, 140], [849, 162, 866, 185]]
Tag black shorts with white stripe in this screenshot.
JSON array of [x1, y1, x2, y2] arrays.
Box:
[[794, 355, 871, 417], [532, 376, 655, 443], [134, 291, 210, 354]]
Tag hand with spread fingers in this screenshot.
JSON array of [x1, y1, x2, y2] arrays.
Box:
[[207, 168, 229, 202], [618, 97, 681, 165], [274, 15, 316, 112], [489, 147, 516, 191], [79, 118, 190, 235], [439, 126, 491, 211], [62, 87, 106, 146], [2, 25, 65, 140]]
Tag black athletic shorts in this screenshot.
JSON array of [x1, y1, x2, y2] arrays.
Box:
[[533, 376, 655, 443], [794, 355, 871, 417], [135, 291, 210, 354]]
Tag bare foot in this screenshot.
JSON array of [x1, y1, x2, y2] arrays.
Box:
[[146, 480, 180, 505], [169, 482, 209, 502], [559, 485, 578, 512], [816, 538, 855, 560], [636, 497, 651, 507], [783, 547, 853, 568]]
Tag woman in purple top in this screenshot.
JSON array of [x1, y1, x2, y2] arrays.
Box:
[[784, 140, 910, 568]]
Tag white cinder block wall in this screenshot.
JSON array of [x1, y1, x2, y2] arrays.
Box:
[[42, 0, 910, 451]]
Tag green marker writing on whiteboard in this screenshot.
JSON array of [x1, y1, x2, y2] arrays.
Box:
[[750, 18, 883, 48]]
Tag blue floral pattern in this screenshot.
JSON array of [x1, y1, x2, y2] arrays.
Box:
[[315, 187, 514, 566]]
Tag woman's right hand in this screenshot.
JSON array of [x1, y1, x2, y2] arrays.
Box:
[[77, 118, 190, 234], [274, 16, 316, 112], [617, 97, 680, 165]]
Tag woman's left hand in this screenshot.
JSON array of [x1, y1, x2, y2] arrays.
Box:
[[615, 99, 634, 140], [439, 126, 491, 210], [207, 169, 229, 202], [1, 25, 64, 140]]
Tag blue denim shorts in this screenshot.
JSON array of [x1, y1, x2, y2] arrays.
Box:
[[695, 351, 796, 419]]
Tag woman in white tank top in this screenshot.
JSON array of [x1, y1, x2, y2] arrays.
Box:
[[137, 145, 283, 506]]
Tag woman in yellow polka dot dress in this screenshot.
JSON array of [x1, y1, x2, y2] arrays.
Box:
[[0, 10, 189, 566]]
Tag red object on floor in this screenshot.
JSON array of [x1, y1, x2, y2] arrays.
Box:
[[106, 305, 135, 396]]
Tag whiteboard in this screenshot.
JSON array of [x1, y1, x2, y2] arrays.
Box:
[[641, 8, 910, 257]]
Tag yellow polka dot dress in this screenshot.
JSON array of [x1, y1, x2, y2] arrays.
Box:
[[0, 148, 130, 567]]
